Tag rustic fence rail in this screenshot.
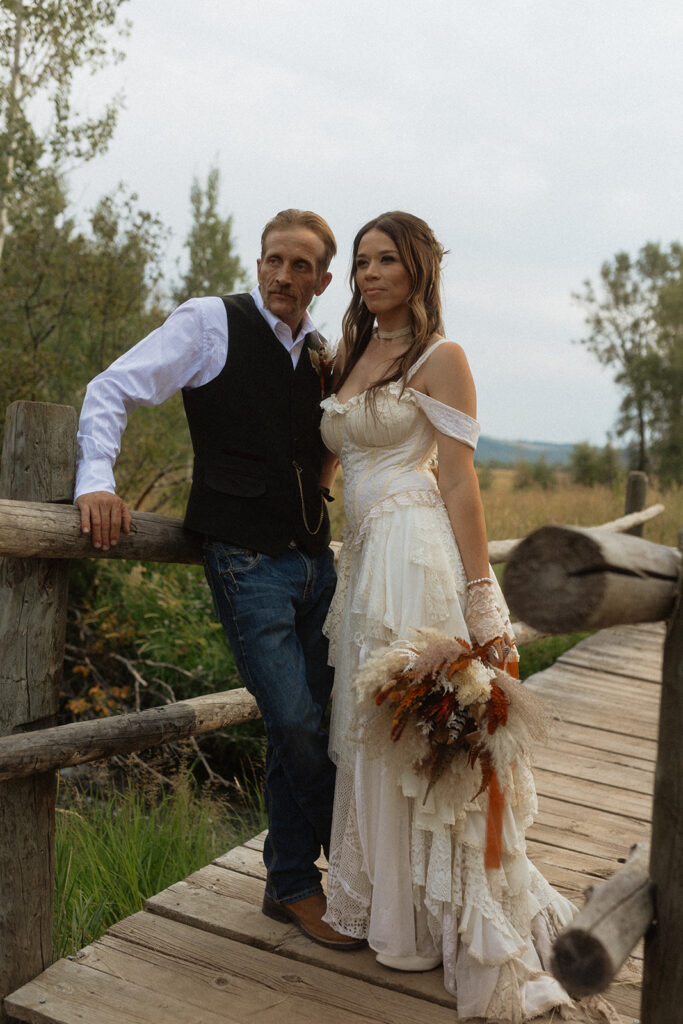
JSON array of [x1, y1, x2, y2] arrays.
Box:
[[0, 495, 665, 565], [504, 524, 680, 632], [504, 525, 683, 1022], [0, 399, 680, 1024], [550, 841, 654, 997]]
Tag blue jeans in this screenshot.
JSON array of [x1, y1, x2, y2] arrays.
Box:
[[202, 540, 337, 904]]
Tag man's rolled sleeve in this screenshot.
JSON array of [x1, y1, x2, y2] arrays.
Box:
[[74, 297, 228, 501]]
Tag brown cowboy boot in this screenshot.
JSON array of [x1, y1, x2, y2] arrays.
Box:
[[262, 892, 365, 950]]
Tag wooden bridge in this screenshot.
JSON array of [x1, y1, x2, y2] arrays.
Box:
[[4, 623, 659, 1024], [1, 402, 680, 1023]]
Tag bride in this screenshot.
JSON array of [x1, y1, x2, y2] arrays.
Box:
[[319, 212, 618, 1022]]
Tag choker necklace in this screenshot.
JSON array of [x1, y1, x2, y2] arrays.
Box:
[[376, 325, 412, 340]]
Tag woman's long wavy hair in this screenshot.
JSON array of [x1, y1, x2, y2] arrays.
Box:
[[335, 212, 446, 401]]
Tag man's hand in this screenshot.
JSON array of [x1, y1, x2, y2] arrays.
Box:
[[76, 491, 132, 551]]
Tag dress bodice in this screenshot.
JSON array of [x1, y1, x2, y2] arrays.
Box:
[[321, 340, 481, 538], [321, 383, 440, 535]]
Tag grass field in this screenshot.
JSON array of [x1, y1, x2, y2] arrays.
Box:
[[479, 468, 681, 548], [328, 467, 682, 549]]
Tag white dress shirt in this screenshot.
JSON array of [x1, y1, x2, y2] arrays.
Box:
[[75, 287, 317, 499]]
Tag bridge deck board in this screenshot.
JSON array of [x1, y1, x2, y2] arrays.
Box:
[[7, 624, 660, 1023]]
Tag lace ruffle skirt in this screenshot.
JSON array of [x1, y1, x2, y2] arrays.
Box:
[[322, 501, 601, 1022]]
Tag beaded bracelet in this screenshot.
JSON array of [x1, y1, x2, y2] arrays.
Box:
[[466, 577, 493, 588]]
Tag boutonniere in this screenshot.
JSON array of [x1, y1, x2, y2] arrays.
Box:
[[308, 333, 335, 397]]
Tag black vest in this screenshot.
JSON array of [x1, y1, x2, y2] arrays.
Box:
[[182, 293, 330, 556]]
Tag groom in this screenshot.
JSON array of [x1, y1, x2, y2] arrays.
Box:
[[75, 209, 360, 949]]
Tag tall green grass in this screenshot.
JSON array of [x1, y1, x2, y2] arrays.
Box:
[[54, 770, 266, 959]]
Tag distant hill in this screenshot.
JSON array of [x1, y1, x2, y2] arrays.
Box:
[[476, 436, 575, 466]]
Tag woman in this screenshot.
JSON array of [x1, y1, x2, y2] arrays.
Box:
[[320, 213, 618, 1022]]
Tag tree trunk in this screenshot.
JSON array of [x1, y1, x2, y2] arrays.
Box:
[[624, 470, 648, 537], [637, 401, 648, 473], [0, 401, 76, 1019], [0, 2, 24, 266]]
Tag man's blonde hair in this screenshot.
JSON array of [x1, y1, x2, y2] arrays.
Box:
[[261, 209, 337, 271]]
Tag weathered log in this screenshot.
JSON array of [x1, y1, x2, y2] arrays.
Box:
[[0, 499, 664, 566], [0, 502, 530, 565], [487, 505, 664, 565], [641, 531, 683, 1023], [594, 502, 664, 534], [0, 614, 556, 785], [0, 688, 260, 782], [503, 525, 680, 632], [0, 402, 75, 1018], [550, 842, 653, 997], [0, 498, 202, 563], [0, 614, 541, 784]]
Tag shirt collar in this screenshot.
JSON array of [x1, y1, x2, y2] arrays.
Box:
[[251, 286, 316, 350]]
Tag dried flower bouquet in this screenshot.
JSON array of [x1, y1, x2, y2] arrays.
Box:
[[353, 629, 549, 867]]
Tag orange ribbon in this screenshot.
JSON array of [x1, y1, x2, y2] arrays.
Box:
[[484, 769, 505, 870]]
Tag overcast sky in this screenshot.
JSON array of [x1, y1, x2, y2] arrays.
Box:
[[68, 0, 682, 445]]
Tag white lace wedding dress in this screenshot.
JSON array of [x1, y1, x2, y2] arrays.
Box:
[[320, 341, 618, 1023]]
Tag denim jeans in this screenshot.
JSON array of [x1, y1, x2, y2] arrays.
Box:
[[202, 539, 337, 904]]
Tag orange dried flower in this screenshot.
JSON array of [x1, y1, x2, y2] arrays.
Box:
[[470, 747, 494, 800], [391, 681, 431, 740], [487, 681, 509, 734]]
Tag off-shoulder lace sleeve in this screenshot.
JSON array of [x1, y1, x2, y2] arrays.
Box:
[[410, 390, 481, 450]]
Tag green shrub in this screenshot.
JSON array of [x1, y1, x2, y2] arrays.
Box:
[[65, 560, 265, 778], [570, 441, 624, 487], [531, 457, 557, 490], [513, 457, 557, 490], [513, 459, 535, 490]]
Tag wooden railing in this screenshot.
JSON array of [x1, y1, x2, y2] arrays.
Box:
[[0, 400, 679, 1023], [503, 521, 682, 1023]]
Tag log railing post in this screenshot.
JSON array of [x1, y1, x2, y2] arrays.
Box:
[[550, 842, 654, 997], [641, 529, 683, 1023], [624, 469, 648, 537], [502, 525, 679, 633], [0, 401, 76, 1020]]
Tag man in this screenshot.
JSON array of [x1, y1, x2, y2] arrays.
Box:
[[76, 210, 360, 949]]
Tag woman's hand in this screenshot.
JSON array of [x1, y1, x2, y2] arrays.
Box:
[[485, 631, 518, 666], [465, 582, 517, 666]]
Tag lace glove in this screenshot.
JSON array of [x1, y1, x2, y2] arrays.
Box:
[[465, 582, 510, 648]]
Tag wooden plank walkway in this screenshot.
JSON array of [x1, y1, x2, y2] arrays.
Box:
[[6, 624, 661, 1024]]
